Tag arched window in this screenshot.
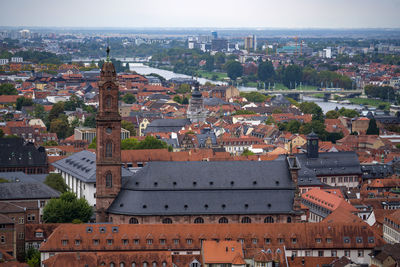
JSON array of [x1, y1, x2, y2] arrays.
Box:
[[143, 262, 148, 267], [129, 217, 139, 224], [264, 216, 274, 223], [152, 262, 157, 267], [219, 217, 228, 224], [106, 172, 112, 188], [287, 216, 292, 223], [162, 262, 166, 267], [106, 142, 113, 157], [241, 217, 251, 224], [194, 217, 204, 224], [110, 262, 115, 267], [120, 263, 125, 267], [131, 263, 136, 267], [106, 95, 112, 108], [162, 218, 172, 224], [0, 235, 5, 243]]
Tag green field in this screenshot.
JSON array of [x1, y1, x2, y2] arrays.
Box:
[[347, 98, 391, 109], [196, 70, 227, 81]]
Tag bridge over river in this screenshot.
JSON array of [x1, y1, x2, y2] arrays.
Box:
[[257, 89, 363, 101]]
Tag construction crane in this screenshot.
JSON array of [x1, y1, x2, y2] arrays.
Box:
[[293, 36, 298, 56]]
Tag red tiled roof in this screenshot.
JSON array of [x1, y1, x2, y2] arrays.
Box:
[[203, 241, 244, 264], [302, 188, 357, 213]]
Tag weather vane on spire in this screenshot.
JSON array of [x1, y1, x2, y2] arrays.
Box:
[[106, 38, 110, 62]]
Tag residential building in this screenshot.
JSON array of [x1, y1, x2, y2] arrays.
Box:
[[39, 223, 382, 266], [52, 150, 132, 206], [0, 138, 48, 174], [383, 209, 400, 244]]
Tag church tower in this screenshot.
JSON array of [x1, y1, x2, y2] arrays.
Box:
[[306, 131, 319, 158], [96, 48, 121, 222], [187, 81, 207, 123]]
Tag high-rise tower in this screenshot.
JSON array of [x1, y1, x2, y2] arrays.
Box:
[[96, 48, 122, 222]]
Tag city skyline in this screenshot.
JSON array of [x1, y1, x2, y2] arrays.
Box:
[[1, 0, 400, 29]]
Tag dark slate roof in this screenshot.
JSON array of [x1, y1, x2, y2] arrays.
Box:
[[52, 150, 132, 183], [295, 152, 362, 177], [0, 138, 47, 168], [361, 164, 394, 179], [203, 97, 228, 106], [108, 189, 295, 216], [0, 172, 41, 183], [143, 119, 191, 134], [108, 157, 297, 216], [0, 182, 60, 200]]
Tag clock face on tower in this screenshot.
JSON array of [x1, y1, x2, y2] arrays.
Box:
[[312, 140, 317, 145], [106, 127, 112, 134]]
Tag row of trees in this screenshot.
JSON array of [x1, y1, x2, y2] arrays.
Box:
[[364, 85, 396, 102], [0, 83, 18, 95], [88, 136, 170, 151]]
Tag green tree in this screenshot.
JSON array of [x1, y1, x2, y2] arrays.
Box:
[[88, 136, 96, 149], [48, 102, 65, 122], [50, 118, 69, 139], [366, 118, 379, 135], [205, 55, 215, 72], [287, 120, 301, 134], [232, 110, 256, 115], [176, 84, 191, 94], [0, 129, 3, 138], [16, 97, 33, 111], [44, 173, 68, 193], [338, 108, 359, 118], [241, 149, 255, 156], [25, 247, 40, 267], [173, 95, 182, 104], [83, 115, 96, 128], [122, 93, 136, 104], [265, 116, 275, 125], [121, 120, 136, 136], [283, 65, 302, 89], [43, 192, 93, 223], [42, 140, 58, 146], [135, 136, 169, 150], [326, 110, 340, 119], [121, 138, 140, 150], [226, 61, 243, 81], [299, 102, 324, 122], [240, 92, 268, 103], [257, 61, 275, 82], [33, 104, 46, 120], [0, 83, 18, 95]]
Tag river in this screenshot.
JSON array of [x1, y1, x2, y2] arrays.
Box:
[[129, 63, 363, 113], [302, 96, 362, 114], [129, 63, 227, 86]]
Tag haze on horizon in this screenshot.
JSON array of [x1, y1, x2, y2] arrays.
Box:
[[1, 0, 399, 29]]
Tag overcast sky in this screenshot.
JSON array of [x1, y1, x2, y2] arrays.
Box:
[[1, 0, 399, 28]]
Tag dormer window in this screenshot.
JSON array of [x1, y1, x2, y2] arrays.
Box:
[[75, 239, 81, 246], [35, 232, 43, 238]]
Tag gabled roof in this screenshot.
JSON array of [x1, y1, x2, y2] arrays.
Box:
[[203, 241, 244, 264], [52, 150, 132, 183], [0, 182, 60, 200]]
